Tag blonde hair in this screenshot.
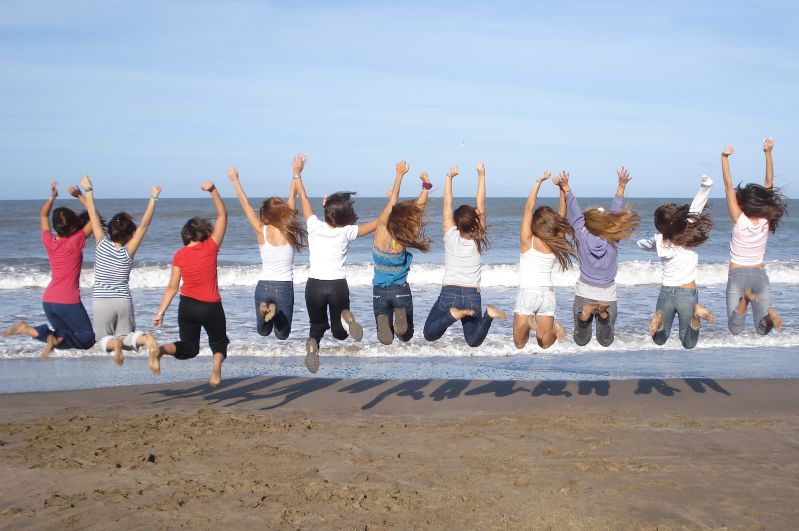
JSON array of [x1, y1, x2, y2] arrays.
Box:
[[583, 206, 640, 242]]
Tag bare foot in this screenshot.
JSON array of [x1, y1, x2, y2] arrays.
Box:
[[144, 333, 161, 375], [3, 321, 29, 337], [486, 304, 507, 320], [744, 287, 758, 303], [693, 304, 716, 324], [450, 307, 475, 320], [554, 322, 566, 341], [264, 303, 277, 322], [767, 307, 783, 330], [648, 310, 663, 337], [579, 302, 598, 321], [596, 303, 610, 320], [109, 338, 124, 366], [41, 334, 62, 360], [209, 361, 222, 387]]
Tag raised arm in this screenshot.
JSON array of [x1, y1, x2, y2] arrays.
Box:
[[476, 162, 486, 224], [201, 180, 227, 247], [152, 266, 181, 328], [288, 154, 307, 211], [555, 171, 584, 231], [68, 185, 88, 209], [79, 176, 104, 242], [376, 160, 408, 223], [442, 165, 458, 233], [558, 175, 567, 217], [126, 185, 161, 257], [227, 167, 263, 242], [721, 145, 741, 223], [611, 167, 631, 212], [417, 171, 431, 207], [40, 182, 58, 232], [293, 155, 314, 221], [763, 138, 774, 189], [520, 171, 550, 248]]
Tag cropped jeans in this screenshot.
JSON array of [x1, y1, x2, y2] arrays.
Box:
[[651, 286, 700, 350], [254, 280, 294, 340], [34, 301, 96, 350], [726, 267, 772, 335], [373, 283, 414, 342], [423, 285, 494, 348]]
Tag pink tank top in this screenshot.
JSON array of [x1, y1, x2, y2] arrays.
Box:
[[729, 213, 769, 266]]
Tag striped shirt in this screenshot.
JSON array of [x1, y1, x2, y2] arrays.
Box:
[[94, 237, 133, 299]]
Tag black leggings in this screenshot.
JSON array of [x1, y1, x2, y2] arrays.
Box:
[[174, 296, 229, 360], [305, 278, 351, 343]]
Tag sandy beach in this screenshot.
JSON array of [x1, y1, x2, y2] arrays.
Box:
[[1, 376, 798, 529]]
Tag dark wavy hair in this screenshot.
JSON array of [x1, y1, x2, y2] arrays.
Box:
[[181, 217, 213, 245], [386, 200, 430, 252], [52, 207, 90, 238], [532, 206, 576, 270], [260, 197, 307, 252], [654, 203, 713, 247], [453, 204, 489, 254], [108, 212, 136, 245], [736, 183, 787, 233], [324, 192, 358, 227]]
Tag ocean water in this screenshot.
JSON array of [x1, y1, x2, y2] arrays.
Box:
[[1, 196, 798, 393]]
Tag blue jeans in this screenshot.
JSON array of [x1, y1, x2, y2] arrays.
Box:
[[726, 267, 772, 335], [373, 283, 414, 342], [652, 286, 700, 349], [423, 285, 493, 347], [254, 280, 294, 340], [35, 301, 96, 350]]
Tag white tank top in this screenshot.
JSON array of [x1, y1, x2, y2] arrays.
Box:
[[519, 238, 556, 288], [259, 226, 294, 282], [442, 227, 482, 287]]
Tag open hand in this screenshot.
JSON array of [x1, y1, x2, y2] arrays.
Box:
[[50, 181, 58, 199], [201, 180, 216, 192], [227, 167, 238, 182], [722, 145, 734, 157], [538, 170, 552, 184], [67, 185, 82, 198], [763, 138, 774, 153], [396, 160, 410, 175], [446, 166, 459, 179], [293, 153, 307, 176], [617, 166, 632, 185], [555, 171, 570, 187], [476, 161, 486, 176]]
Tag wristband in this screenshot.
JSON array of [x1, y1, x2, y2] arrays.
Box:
[[151, 194, 159, 201], [292, 174, 301, 179], [84, 186, 93, 192], [421, 181, 433, 190]]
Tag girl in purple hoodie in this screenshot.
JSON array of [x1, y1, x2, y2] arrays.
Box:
[[553, 168, 640, 347]]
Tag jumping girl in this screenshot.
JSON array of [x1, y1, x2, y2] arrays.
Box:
[[372, 160, 431, 344], [294, 160, 378, 373], [554, 168, 639, 347], [151, 180, 228, 387], [637, 176, 716, 349], [423, 163, 506, 347], [228, 157, 307, 341], [513, 171, 575, 349], [721, 140, 787, 335], [80, 176, 161, 366], [3, 182, 96, 357]]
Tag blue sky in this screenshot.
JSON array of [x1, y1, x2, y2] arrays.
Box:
[[1, 0, 797, 199]]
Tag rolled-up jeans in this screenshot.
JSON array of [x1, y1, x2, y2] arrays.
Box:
[[373, 283, 414, 342], [651, 286, 700, 349], [423, 285, 493, 347], [726, 267, 772, 335], [254, 280, 294, 340]]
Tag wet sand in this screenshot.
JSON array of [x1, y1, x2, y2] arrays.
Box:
[[1, 377, 798, 529]]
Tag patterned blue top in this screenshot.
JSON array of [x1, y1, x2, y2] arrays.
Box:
[[372, 245, 413, 287]]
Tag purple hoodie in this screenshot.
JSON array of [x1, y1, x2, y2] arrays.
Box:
[[566, 192, 623, 287]]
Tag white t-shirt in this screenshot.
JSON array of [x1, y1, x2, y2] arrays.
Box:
[[306, 215, 358, 280], [442, 226, 482, 287], [637, 234, 698, 286]]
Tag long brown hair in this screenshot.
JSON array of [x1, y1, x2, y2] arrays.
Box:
[[736, 183, 787, 233], [260, 197, 307, 252], [386, 200, 430, 252], [453, 204, 489, 254], [654, 203, 713, 247], [532, 206, 576, 270], [583, 206, 641, 243]]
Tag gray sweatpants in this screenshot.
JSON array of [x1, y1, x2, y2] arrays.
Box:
[[92, 297, 144, 352], [573, 295, 618, 347]]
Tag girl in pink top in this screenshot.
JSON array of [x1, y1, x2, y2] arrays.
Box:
[[3, 182, 96, 357], [721, 140, 788, 335]]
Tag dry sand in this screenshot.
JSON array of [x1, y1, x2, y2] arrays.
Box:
[[1, 377, 798, 529]]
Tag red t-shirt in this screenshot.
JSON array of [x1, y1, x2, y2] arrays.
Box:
[[41, 229, 86, 304], [173, 238, 221, 303]]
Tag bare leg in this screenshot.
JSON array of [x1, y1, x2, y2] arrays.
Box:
[[535, 315, 557, 349], [41, 334, 63, 360], [648, 310, 663, 337], [107, 338, 124, 366], [513, 313, 532, 349], [450, 308, 475, 320], [692, 304, 716, 328], [554, 322, 566, 341], [139, 333, 161, 375], [579, 302, 599, 322], [209, 352, 224, 387], [3, 321, 38, 338], [486, 304, 507, 320], [765, 307, 783, 330]]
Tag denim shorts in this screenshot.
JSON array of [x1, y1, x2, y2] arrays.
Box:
[[514, 287, 556, 316]]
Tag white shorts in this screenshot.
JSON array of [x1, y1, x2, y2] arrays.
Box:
[[514, 287, 556, 317]]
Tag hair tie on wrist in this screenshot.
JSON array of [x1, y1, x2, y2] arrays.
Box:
[[421, 182, 433, 190]]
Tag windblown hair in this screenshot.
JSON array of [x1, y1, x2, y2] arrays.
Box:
[[324, 192, 358, 227], [52, 207, 90, 238], [453, 204, 489, 254], [654, 203, 713, 247], [260, 197, 307, 252], [583, 206, 641, 242], [531, 206, 576, 270], [736, 183, 787, 233], [386, 200, 431, 252], [108, 212, 136, 245], [181, 217, 213, 246]]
